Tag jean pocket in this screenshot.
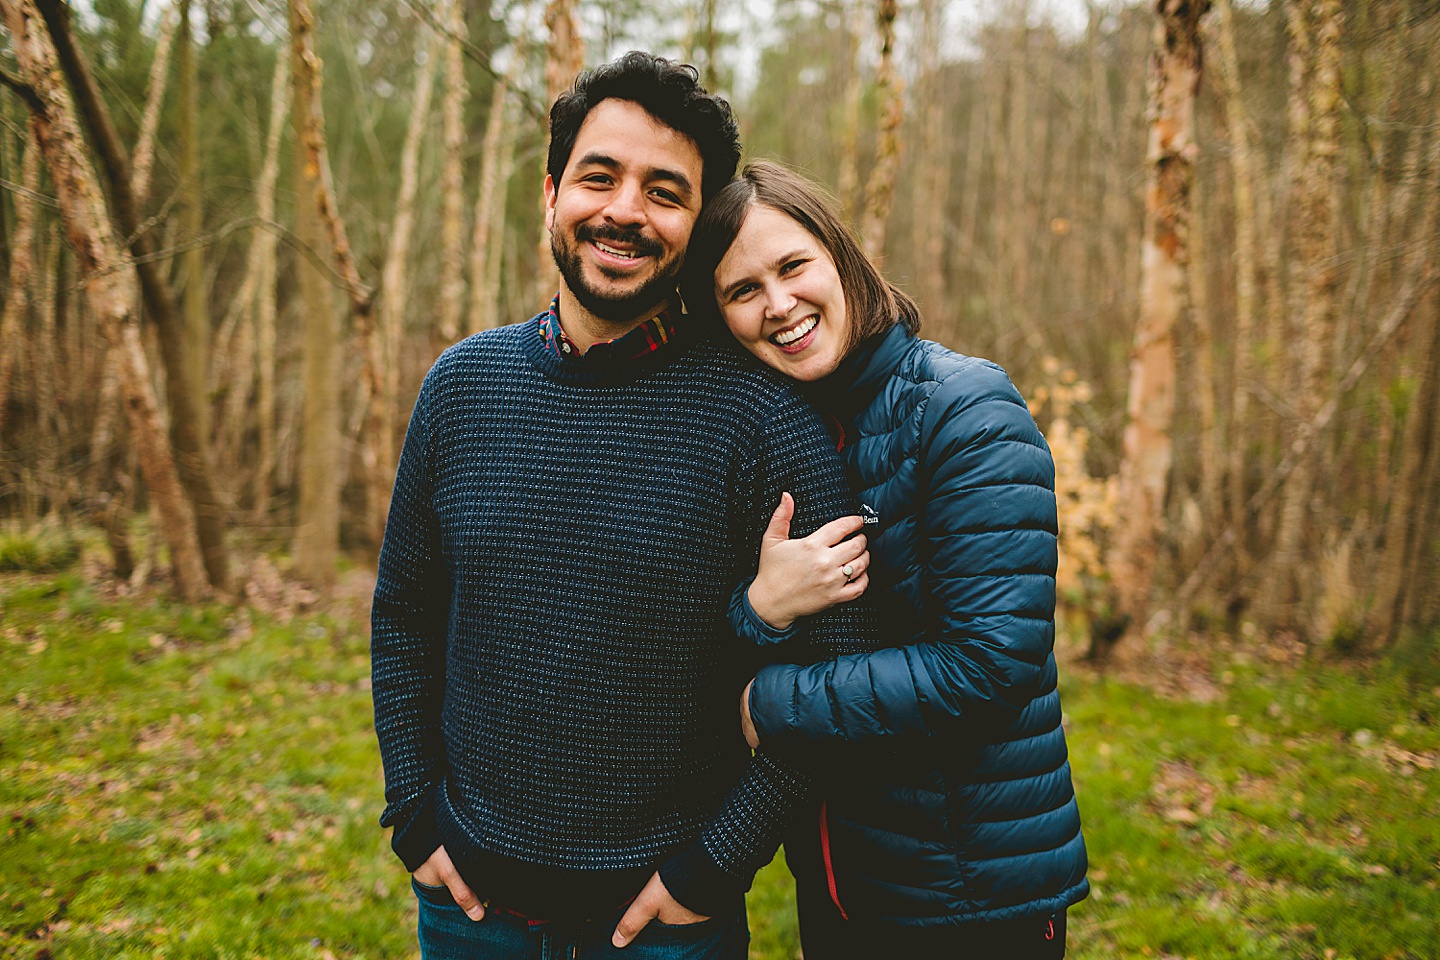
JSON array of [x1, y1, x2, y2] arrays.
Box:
[[411, 877, 458, 907]]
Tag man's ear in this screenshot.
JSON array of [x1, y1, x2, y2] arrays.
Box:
[[543, 174, 557, 234]]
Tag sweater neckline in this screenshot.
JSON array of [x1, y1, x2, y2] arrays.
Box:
[[519, 312, 699, 387]]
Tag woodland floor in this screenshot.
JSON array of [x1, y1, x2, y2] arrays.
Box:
[[1, 546, 1437, 960]]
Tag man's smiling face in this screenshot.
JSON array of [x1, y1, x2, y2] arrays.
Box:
[[545, 98, 705, 325]]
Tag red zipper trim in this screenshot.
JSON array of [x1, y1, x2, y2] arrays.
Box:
[[819, 800, 849, 920]]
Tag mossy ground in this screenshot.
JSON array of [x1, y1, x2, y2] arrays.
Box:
[[2, 567, 1436, 959]]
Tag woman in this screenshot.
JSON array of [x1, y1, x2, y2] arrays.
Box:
[[682, 161, 1089, 958]]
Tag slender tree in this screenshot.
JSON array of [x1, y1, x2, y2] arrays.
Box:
[[0, 133, 39, 438], [436, 0, 469, 343], [370, 30, 436, 546], [32, 0, 228, 591], [537, 0, 584, 304], [1109, 0, 1210, 652], [859, 0, 904, 257], [178, 0, 208, 438], [129, 0, 178, 205], [1, 0, 209, 600], [1257, 0, 1343, 631]]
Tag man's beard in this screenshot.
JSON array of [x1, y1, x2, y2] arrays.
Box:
[[551, 223, 683, 323]]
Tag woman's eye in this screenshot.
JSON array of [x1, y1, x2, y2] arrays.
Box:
[[781, 259, 808, 275], [730, 283, 758, 302]]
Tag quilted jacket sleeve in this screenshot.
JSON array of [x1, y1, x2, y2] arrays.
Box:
[[747, 361, 1059, 746]]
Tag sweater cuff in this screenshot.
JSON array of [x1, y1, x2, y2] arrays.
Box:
[[657, 840, 748, 917], [728, 578, 801, 648], [389, 784, 443, 872]]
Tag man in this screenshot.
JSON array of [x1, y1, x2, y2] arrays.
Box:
[[371, 52, 872, 959]]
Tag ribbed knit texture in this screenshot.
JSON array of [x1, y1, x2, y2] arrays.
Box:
[[371, 312, 875, 919]]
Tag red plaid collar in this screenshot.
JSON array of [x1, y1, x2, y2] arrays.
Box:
[[538, 295, 679, 362]]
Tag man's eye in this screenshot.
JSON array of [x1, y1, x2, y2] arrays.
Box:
[[650, 188, 682, 205]]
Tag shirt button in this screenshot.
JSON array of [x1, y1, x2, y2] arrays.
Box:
[[561, 342, 572, 353]]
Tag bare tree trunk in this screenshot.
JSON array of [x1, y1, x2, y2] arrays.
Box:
[[253, 54, 290, 524], [859, 0, 904, 258], [32, 0, 228, 592], [1257, 0, 1343, 632], [835, 1, 865, 220], [1110, 0, 1210, 650], [289, 0, 346, 584], [213, 53, 289, 498], [1215, 0, 1260, 574], [1370, 122, 1440, 648], [0, 133, 39, 438], [178, 0, 209, 443], [469, 44, 519, 335], [130, 0, 178, 205], [369, 30, 436, 547], [536, 0, 584, 305], [910, 0, 948, 335], [2, 0, 208, 600], [1188, 173, 1223, 536], [436, 0, 469, 343]]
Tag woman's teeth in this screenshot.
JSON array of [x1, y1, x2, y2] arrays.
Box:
[[772, 316, 817, 346]]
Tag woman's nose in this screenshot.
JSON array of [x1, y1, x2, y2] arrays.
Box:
[[763, 285, 796, 321]]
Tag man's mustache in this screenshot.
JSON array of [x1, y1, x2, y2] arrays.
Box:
[[576, 223, 664, 258]]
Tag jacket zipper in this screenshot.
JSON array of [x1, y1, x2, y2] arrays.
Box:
[[819, 800, 850, 919]]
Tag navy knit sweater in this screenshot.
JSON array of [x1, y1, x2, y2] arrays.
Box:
[[371, 311, 876, 919]]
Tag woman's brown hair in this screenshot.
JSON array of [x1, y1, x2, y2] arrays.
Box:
[[680, 160, 922, 353]]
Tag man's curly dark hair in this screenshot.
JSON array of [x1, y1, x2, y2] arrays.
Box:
[[547, 51, 742, 205]]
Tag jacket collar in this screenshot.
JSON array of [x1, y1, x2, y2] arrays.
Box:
[[807, 321, 914, 419]]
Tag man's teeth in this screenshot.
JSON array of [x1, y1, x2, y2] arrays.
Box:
[[594, 241, 640, 259], [773, 316, 818, 346]]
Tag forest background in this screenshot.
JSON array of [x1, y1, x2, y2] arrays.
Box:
[[1, 0, 1438, 958]]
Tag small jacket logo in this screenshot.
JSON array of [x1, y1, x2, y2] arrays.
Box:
[[860, 504, 879, 526]]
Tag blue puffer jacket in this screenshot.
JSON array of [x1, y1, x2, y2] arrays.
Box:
[[740, 323, 1088, 927]]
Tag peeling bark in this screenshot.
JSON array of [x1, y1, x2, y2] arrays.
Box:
[[2, 0, 209, 600], [1110, 0, 1210, 649]]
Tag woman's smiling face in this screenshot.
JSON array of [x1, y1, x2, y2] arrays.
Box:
[[713, 204, 850, 383]]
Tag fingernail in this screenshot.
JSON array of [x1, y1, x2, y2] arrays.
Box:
[[612, 933, 627, 948], [466, 905, 484, 921]]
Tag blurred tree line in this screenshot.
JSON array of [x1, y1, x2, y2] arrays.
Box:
[[0, 0, 1436, 658]]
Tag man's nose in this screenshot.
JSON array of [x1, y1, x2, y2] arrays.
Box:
[[603, 181, 646, 225]]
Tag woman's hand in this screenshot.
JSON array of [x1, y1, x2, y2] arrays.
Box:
[[746, 492, 870, 629]]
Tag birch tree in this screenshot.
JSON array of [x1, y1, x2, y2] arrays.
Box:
[[0, 134, 39, 438], [1, 0, 209, 600], [436, 0, 469, 343], [369, 31, 436, 546], [1257, 0, 1343, 630], [1110, 0, 1210, 649], [859, 0, 904, 258], [31, 0, 229, 591]]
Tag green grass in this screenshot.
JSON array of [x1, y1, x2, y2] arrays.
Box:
[[2, 568, 1437, 959]]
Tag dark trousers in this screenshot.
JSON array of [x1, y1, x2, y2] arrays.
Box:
[[412, 879, 749, 960], [794, 876, 1067, 960]]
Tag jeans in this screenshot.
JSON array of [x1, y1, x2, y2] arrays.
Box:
[[412, 879, 750, 960], [795, 875, 1067, 959]]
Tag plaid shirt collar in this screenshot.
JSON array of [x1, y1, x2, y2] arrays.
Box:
[[538, 294, 679, 363]]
